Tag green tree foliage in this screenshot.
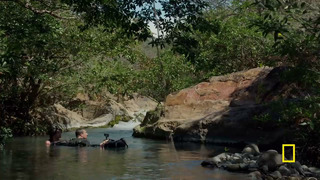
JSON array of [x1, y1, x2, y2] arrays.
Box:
[[251, 0, 320, 68], [0, 127, 12, 148], [62, 0, 208, 45], [0, 1, 139, 135], [171, 0, 274, 77], [44, 24, 140, 102], [0, 1, 74, 134], [197, 5, 273, 75], [249, 0, 320, 166], [0, 0, 206, 135], [137, 51, 196, 101]]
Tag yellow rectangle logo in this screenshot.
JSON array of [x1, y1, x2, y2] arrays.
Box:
[[282, 144, 295, 163]]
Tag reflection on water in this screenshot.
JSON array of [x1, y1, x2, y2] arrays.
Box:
[[0, 128, 250, 180]]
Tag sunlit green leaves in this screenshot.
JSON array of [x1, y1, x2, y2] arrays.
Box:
[[0, 127, 12, 147], [188, 1, 274, 76], [251, 0, 320, 67], [137, 51, 196, 101]]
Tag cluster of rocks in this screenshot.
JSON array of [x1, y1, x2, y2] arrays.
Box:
[[201, 144, 320, 180]]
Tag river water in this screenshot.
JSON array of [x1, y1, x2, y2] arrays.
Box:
[[0, 128, 251, 180]]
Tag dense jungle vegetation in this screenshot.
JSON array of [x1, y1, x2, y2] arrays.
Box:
[[0, 0, 320, 164]]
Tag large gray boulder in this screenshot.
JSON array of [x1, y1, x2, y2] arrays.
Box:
[[242, 144, 260, 156], [257, 150, 283, 171], [279, 165, 291, 176], [249, 171, 262, 180]]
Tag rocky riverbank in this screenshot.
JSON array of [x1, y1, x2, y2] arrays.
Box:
[[134, 67, 292, 143], [202, 144, 320, 180]]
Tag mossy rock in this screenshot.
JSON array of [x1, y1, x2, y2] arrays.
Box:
[[141, 104, 164, 126], [108, 115, 132, 127], [132, 125, 146, 137], [132, 124, 171, 139]]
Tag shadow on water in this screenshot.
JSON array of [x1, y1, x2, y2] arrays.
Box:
[[0, 128, 251, 180]]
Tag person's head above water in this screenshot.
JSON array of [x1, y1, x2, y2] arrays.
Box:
[[75, 128, 88, 139], [49, 128, 62, 143]]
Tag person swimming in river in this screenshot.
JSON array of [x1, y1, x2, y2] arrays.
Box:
[[46, 128, 110, 147], [46, 128, 127, 148], [67, 129, 117, 147], [46, 128, 62, 145], [45, 128, 68, 146], [67, 128, 91, 147]]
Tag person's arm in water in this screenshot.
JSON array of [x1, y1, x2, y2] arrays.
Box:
[[100, 139, 109, 147], [46, 128, 63, 146], [45, 140, 51, 145]]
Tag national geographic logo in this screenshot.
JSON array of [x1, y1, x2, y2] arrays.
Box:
[[282, 144, 295, 163]]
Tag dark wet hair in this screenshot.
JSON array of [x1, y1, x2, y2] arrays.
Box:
[[49, 128, 62, 142], [75, 128, 85, 138]]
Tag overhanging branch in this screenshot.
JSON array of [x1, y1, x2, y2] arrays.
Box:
[[1, 0, 75, 20]]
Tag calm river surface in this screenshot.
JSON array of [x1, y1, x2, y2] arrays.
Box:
[[0, 128, 251, 180]]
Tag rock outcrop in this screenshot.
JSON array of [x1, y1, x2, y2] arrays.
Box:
[[133, 67, 307, 145], [45, 93, 158, 130]]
